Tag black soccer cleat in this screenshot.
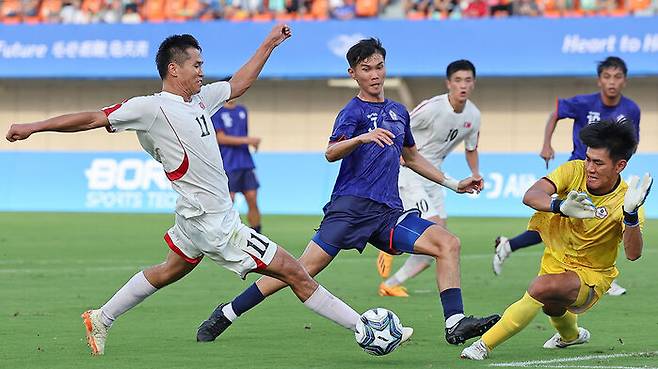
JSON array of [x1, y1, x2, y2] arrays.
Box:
[[197, 303, 233, 342], [445, 314, 501, 345]]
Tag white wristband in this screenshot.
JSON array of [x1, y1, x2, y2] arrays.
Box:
[[442, 177, 460, 192]]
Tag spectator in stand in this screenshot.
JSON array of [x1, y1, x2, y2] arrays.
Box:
[[512, 0, 540, 15], [463, 0, 488, 17], [98, 0, 124, 23], [489, 0, 511, 16], [331, 0, 357, 18], [60, 0, 90, 23], [195, 0, 223, 20], [24, 0, 40, 18], [121, 2, 142, 22], [431, 0, 459, 19]]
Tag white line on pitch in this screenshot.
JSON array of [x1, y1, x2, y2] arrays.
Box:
[[489, 351, 658, 368]]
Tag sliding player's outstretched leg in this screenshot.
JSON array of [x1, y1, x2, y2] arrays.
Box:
[[198, 234, 360, 342]]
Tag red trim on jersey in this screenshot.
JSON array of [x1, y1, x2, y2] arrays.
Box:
[[164, 233, 203, 264], [410, 99, 433, 118], [555, 97, 559, 117], [247, 253, 267, 270], [102, 103, 123, 117], [160, 107, 190, 181], [328, 134, 347, 144], [165, 152, 189, 181]]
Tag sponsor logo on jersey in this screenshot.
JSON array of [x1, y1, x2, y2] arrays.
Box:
[[464, 121, 472, 128], [595, 206, 608, 219], [199, 101, 206, 109]]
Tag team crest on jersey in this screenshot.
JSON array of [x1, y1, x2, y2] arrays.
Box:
[[595, 206, 608, 219], [464, 121, 472, 128], [586, 111, 601, 125], [388, 110, 398, 120], [199, 101, 206, 109]]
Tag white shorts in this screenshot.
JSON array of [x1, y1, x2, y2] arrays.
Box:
[[398, 166, 447, 220], [165, 209, 278, 279]]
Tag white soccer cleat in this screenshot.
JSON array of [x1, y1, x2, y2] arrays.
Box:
[[543, 327, 590, 349], [606, 280, 627, 296], [460, 339, 490, 360], [493, 236, 512, 276], [400, 326, 414, 344], [81, 309, 110, 355]]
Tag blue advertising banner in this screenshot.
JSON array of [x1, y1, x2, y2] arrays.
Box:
[[0, 17, 657, 78], [1, 151, 656, 218]]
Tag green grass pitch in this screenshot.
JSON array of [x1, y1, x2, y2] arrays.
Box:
[[1, 213, 656, 368]]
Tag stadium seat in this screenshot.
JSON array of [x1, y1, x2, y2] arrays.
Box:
[[406, 10, 427, 19], [310, 0, 329, 19], [355, 0, 379, 17], [143, 0, 166, 22], [252, 11, 274, 20], [39, 0, 63, 22], [1, 0, 22, 24], [82, 0, 104, 14], [164, 0, 188, 21]]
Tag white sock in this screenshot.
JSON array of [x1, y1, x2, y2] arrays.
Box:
[[445, 313, 466, 329], [303, 285, 360, 331], [222, 304, 238, 322], [99, 271, 158, 327], [384, 254, 434, 287]]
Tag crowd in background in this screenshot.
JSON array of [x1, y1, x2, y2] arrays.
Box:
[[1, 0, 656, 24]]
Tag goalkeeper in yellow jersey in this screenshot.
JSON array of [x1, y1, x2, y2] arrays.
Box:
[[461, 119, 652, 360]]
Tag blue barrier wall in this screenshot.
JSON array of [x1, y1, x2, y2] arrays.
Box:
[[1, 151, 655, 218], [1, 17, 657, 78]]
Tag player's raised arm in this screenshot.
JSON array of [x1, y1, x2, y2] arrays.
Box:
[[6, 111, 109, 142], [621, 173, 652, 261], [228, 24, 292, 100], [401, 145, 479, 194]]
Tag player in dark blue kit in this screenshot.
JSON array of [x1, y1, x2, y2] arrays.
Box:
[[493, 57, 642, 297], [212, 99, 262, 232], [197, 38, 500, 345]]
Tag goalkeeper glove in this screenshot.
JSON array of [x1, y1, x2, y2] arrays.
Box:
[[623, 173, 653, 227], [551, 190, 596, 219]]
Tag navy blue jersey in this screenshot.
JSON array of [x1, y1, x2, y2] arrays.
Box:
[[329, 97, 414, 209], [211, 105, 255, 172], [556, 93, 641, 160]]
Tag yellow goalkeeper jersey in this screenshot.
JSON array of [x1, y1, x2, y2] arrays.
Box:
[[528, 160, 645, 273]]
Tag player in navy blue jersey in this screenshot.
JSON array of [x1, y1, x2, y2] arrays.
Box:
[[197, 38, 500, 346], [212, 99, 262, 233], [493, 57, 641, 297]]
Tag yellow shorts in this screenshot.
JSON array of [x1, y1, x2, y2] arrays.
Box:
[[539, 250, 618, 314]]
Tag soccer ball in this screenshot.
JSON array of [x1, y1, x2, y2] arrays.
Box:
[[354, 308, 403, 356]]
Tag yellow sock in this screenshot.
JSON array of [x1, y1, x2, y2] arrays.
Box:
[[549, 311, 579, 342], [482, 292, 543, 350]]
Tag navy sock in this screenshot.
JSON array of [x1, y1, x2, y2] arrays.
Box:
[[509, 230, 542, 251], [252, 225, 261, 233], [439, 288, 464, 320], [231, 283, 265, 316]]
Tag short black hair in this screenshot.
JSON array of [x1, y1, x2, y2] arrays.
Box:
[[446, 59, 476, 79], [597, 56, 627, 77], [156, 34, 202, 79], [346, 38, 386, 68], [579, 119, 637, 162]]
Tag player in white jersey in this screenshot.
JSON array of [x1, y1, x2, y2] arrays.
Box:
[[5, 25, 383, 356], [378, 60, 483, 297]]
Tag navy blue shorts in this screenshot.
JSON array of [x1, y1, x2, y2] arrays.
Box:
[[227, 169, 259, 193], [312, 195, 434, 257]]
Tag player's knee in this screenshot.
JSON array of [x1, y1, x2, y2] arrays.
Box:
[[440, 233, 461, 256]]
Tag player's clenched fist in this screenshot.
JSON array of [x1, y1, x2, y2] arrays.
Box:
[[456, 176, 481, 194], [358, 128, 395, 148], [267, 24, 292, 47], [6, 123, 34, 142]]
